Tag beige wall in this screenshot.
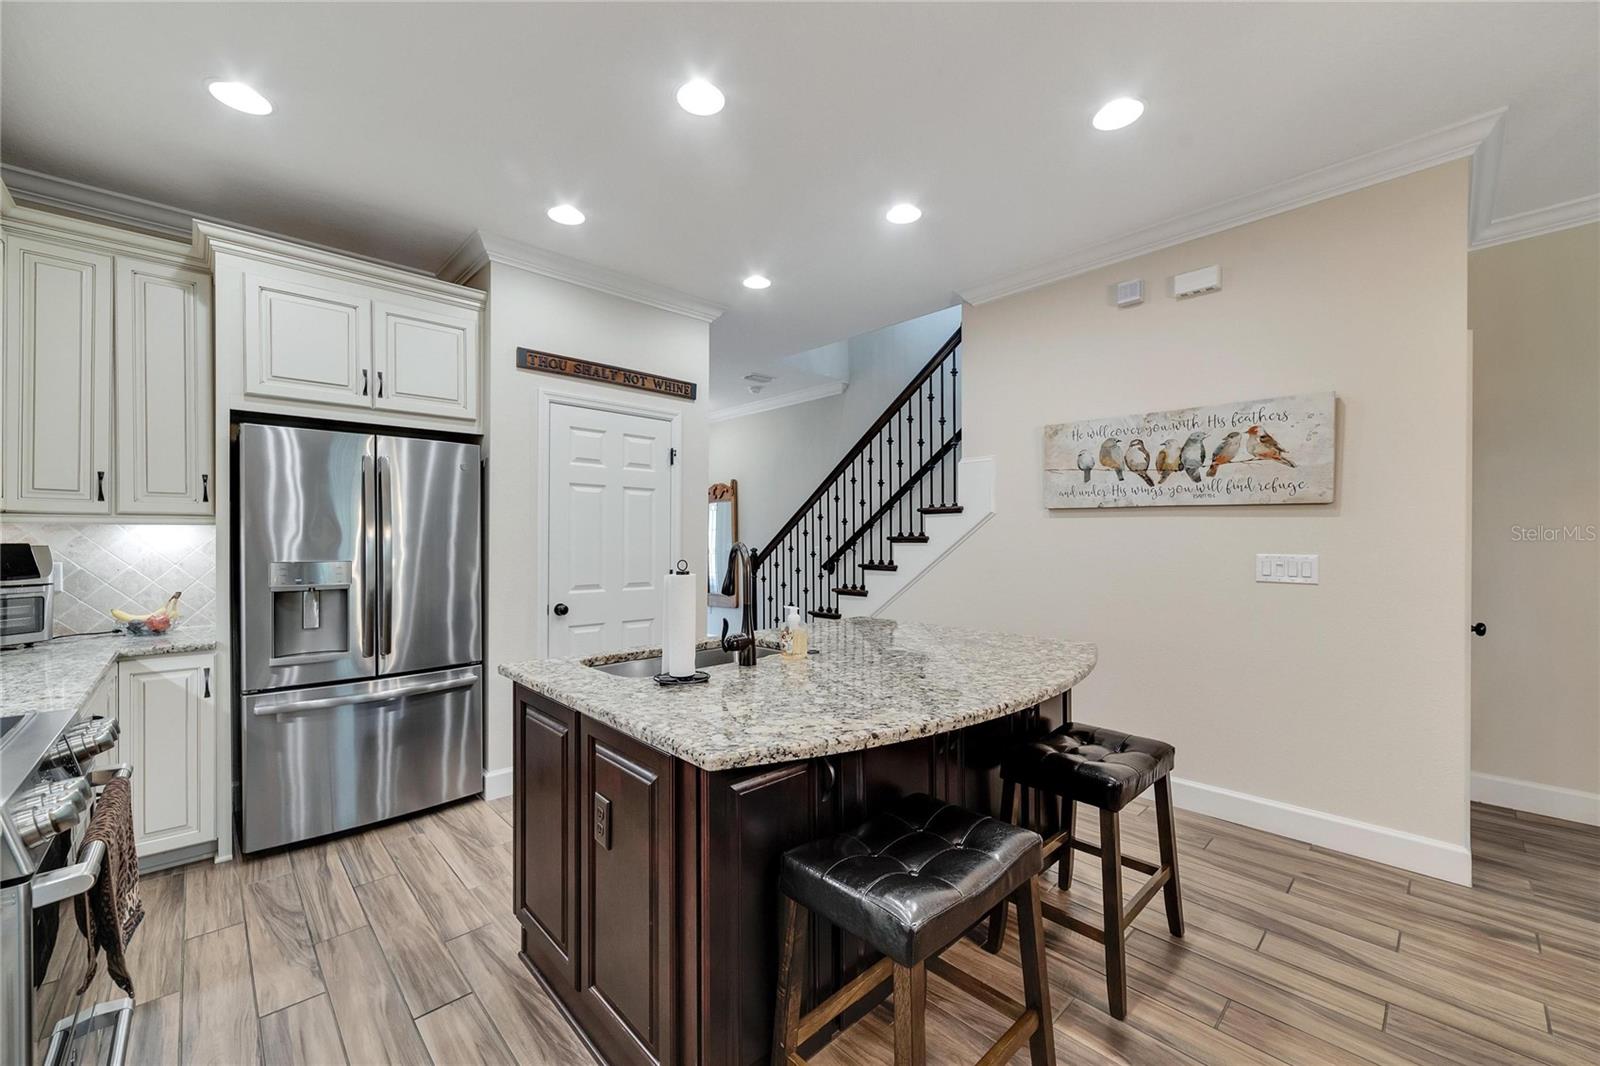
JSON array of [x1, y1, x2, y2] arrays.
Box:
[[479, 261, 711, 783], [1469, 223, 1600, 800], [894, 163, 1473, 855]]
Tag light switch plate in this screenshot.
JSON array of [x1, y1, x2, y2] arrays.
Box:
[[1256, 553, 1319, 584]]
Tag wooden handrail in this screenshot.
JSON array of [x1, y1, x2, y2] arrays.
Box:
[[756, 326, 961, 565]]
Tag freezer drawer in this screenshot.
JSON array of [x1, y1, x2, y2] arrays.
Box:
[[239, 666, 482, 852]]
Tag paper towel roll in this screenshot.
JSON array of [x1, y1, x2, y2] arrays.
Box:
[[662, 570, 699, 678]]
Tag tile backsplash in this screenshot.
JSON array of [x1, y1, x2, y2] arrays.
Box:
[[0, 521, 216, 635]]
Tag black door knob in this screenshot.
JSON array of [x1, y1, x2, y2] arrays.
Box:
[[553, 603, 569, 617], [1470, 622, 1486, 636]]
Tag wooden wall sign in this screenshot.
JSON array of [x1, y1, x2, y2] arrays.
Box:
[[516, 347, 698, 400], [1043, 391, 1336, 508]]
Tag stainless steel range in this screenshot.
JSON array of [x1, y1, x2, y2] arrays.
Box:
[[234, 421, 484, 852], [2, 698, 130, 1066]]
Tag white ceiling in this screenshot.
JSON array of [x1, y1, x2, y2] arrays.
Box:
[[3, 2, 1596, 407]]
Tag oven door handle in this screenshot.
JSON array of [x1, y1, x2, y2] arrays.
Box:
[[249, 674, 476, 717], [88, 764, 133, 788], [32, 840, 106, 909]]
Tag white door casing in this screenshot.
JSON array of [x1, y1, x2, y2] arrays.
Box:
[[546, 402, 674, 658]]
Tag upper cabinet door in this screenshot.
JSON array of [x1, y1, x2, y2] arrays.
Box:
[[1, 235, 114, 513], [115, 258, 214, 515], [242, 265, 373, 408], [373, 300, 479, 421]]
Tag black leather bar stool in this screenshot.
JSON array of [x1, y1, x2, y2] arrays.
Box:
[[983, 724, 1184, 1020], [771, 793, 1055, 1066]]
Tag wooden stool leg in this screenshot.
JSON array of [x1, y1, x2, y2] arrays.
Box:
[[1014, 877, 1057, 1066], [892, 961, 927, 1066], [1099, 808, 1128, 1020], [1154, 776, 1185, 937], [1057, 798, 1076, 890], [771, 895, 807, 1065], [983, 779, 1017, 953]]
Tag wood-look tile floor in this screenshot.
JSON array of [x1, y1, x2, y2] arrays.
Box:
[[35, 798, 1598, 1065]]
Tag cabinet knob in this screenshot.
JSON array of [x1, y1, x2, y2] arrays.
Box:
[[552, 603, 570, 617]]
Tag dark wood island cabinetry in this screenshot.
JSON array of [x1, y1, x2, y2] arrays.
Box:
[[503, 619, 1097, 1066]]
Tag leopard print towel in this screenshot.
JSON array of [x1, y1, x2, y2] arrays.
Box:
[[74, 776, 144, 997]]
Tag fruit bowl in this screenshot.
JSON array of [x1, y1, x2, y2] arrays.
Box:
[[113, 591, 182, 636]]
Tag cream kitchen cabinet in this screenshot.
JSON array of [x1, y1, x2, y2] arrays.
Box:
[[374, 298, 480, 420], [1, 233, 115, 514], [113, 653, 216, 859], [1, 207, 214, 518], [241, 261, 373, 408], [200, 222, 485, 429], [115, 258, 214, 515]]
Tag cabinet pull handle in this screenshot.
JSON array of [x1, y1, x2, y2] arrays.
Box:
[[203, 667, 211, 698], [377, 371, 384, 398], [362, 369, 369, 396], [96, 471, 105, 502], [200, 473, 209, 503]]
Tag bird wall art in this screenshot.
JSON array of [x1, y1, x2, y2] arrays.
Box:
[[1042, 392, 1335, 508]]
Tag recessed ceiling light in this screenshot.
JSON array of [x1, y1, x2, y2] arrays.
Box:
[[885, 203, 923, 225], [676, 78, 725, 116], [207, 80, 272, 116], [742, 274, 772, 290], [1092, 96, 1145, 131], [546, 204, 586, 226]]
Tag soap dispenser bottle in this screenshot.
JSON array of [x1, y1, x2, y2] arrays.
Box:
[[780, 604, 808, 660]]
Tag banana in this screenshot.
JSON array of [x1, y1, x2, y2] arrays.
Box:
[[114, 591, 183, 631]]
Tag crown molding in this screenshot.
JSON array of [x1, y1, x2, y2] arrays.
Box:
[[2, 164, 194, 239], [1470, 193, 1600, 250], [193, 221, 483, 306], [708, 380, 847, 423], [443, 230, 724, 323], [957, 109, 1508, 306]]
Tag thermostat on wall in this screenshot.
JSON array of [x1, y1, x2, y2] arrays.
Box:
[[1173, 265, 1222, 299]]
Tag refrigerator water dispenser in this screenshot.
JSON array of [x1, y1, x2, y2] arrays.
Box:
[[268, 561, 353, 661]]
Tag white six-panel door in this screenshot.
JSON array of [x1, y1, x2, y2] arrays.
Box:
[[547, 403, 673, 658]]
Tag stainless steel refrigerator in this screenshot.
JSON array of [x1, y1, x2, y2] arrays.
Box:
[[235, 422, 483, 852]]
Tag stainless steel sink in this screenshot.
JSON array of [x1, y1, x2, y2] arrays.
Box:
[[589, 645, 780, 678]]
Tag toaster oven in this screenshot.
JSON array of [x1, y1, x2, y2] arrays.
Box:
[[1, 544, 56, 649]]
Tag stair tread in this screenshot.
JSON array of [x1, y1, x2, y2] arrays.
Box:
[[832, 587, 870, 597], [918, 505, 964, 515], [861, 562, 898, 572], [810, 610, 842, 620], [888, 533, 929, 543]]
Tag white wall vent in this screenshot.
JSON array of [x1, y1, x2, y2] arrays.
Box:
[[1114, 279, 1144, 307], [1173, 265, 1222, 299]]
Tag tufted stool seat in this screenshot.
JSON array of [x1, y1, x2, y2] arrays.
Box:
[[772, 793, 1055, 1066], [985, 720, 1185, 1021], [1001, 724, 1176, 812]]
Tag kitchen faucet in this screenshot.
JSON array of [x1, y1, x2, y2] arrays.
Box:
[[718, 542, 759, 666]]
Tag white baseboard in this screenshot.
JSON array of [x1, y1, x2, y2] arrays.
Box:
[[1471, 772, 1600, 827], [1169, 776, 1474, 886], [483, 766, 514, 801]]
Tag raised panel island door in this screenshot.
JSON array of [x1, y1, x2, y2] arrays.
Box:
[[579, 719, 675, 1066], [115, 259, 213, 515], [242, 266, 372, 408], [2, 235, 113, 514], [516, 690, 579, 989], [373, 300, 479, 421], [547, 403, 673, 659]]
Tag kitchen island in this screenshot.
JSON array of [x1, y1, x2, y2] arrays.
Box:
[[499, 617, 1096, 1066]]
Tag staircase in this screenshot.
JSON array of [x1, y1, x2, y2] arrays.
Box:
[[751, 327, 967, 627]]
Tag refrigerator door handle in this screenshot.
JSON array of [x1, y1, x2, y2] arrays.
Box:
[[379, 453, 395, 659], [249, 674, 477, 717], [358, 452, 376, 659]]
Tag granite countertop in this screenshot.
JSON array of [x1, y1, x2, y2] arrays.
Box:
[[1, 627, 218, 720], [499, 618, 1097, 771]]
